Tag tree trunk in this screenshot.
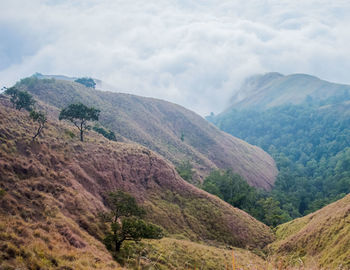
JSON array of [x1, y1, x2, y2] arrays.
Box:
[[115, 240, 122, 252], [80, 121, 84, 142], [32, 127, 41, 141]]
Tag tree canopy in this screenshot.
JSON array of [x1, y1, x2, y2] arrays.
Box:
[[59, 103, 100, 141], [4, 87, 35, 111], [74, 77, 96, 88], [202, 170, 290, 227], [103, 191, 163, 253], [30, 110, 47, 141]]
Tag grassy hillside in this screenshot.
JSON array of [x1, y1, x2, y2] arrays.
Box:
[[0, 98, 274, 269], [269, 194, 350, 269], [228, 72, 350, 111], [14, 76, 277, 190], [116, 238, 267, 269]]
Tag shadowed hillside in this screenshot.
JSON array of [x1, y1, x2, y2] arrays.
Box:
[[15, 76, 277, 190], [228, 72, 350, 111], [0, 98, 274, 269], [269, 194, 350, 269]]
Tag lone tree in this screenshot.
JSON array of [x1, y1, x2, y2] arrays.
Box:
[[4, 87, 35, 111], [30, 110, 47, 141], [59, 103, 100, 142], [103, 191, 163, 252], [74, 77, 96, 88]]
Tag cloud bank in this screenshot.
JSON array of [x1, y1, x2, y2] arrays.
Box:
[[1, 0, 350, 115]]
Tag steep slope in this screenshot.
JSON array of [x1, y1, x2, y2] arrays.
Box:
[[269, 194, 350, 269], [15, 76, 277, 190], [228, 72, 350, 110], [210, 89, 350, 220], [0, 98, 274, 269]]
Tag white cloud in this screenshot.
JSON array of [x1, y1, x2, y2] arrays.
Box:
[[1, 0, 350, 115]]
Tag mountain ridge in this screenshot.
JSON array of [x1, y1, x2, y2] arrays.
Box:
[[15, 76, 278, 190], [227, 72, 350, 111]]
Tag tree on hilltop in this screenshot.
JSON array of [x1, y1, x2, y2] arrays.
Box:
[[59, 103, 100, 142], [103, 191, 163, 252], [74, 77, 96, 88]]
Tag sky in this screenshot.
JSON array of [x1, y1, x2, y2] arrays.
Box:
[[1, 0, 350, 115]]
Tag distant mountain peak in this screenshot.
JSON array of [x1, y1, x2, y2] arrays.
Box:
[[228, 72, 350, 110]]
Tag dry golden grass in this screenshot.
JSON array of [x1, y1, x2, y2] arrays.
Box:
[[0, 215, 120, 269], [16, 77, 278, 189], [112, 237, 267, 270], [268, 194, 350, 269], [0, 98, 275, 269]]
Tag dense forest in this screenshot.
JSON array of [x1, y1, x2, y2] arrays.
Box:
[[206, 95, 350, 224]]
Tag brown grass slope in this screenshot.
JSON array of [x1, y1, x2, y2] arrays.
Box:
[[0, 99, 274, 269], [269, 194, 350, 269], [16, 77, 277, 190]]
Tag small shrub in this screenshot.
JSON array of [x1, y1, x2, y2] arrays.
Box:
[[176, 161, 194, 182], [0, 188, 6, 199], [93, 125, 117, 141], [64, 129, 75, 138]]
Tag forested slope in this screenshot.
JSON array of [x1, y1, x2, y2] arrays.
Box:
[[209, 72, 350, 222]]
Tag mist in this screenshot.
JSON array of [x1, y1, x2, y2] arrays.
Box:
[[1, 0, 350, 115]]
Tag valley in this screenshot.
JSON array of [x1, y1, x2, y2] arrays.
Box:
[[0, 73, 349, 269]]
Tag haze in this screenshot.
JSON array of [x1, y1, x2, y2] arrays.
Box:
[[1, 0, 350, 115]]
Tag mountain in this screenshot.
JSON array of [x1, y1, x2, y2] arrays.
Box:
[[14, 76, 278, 190], [228, 72, 350, 111], [269, 193, 350, 269], [0, 98, 274, 269], [208, 73, 350, 225]]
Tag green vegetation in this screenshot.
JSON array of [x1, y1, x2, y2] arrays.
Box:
[[74, 77, 96, 88], [176, 160, 194, 182], [4, 87, 35, 111], [30, 110, 47, 141], [93, 124, 116, 141], [202, 170, 290, 226], [210, 96, 350, 221], [103, 191, 163, 254], [0, 188, 6, 199], [180, 132, 185, 142], [59, 103, 100, 141]]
